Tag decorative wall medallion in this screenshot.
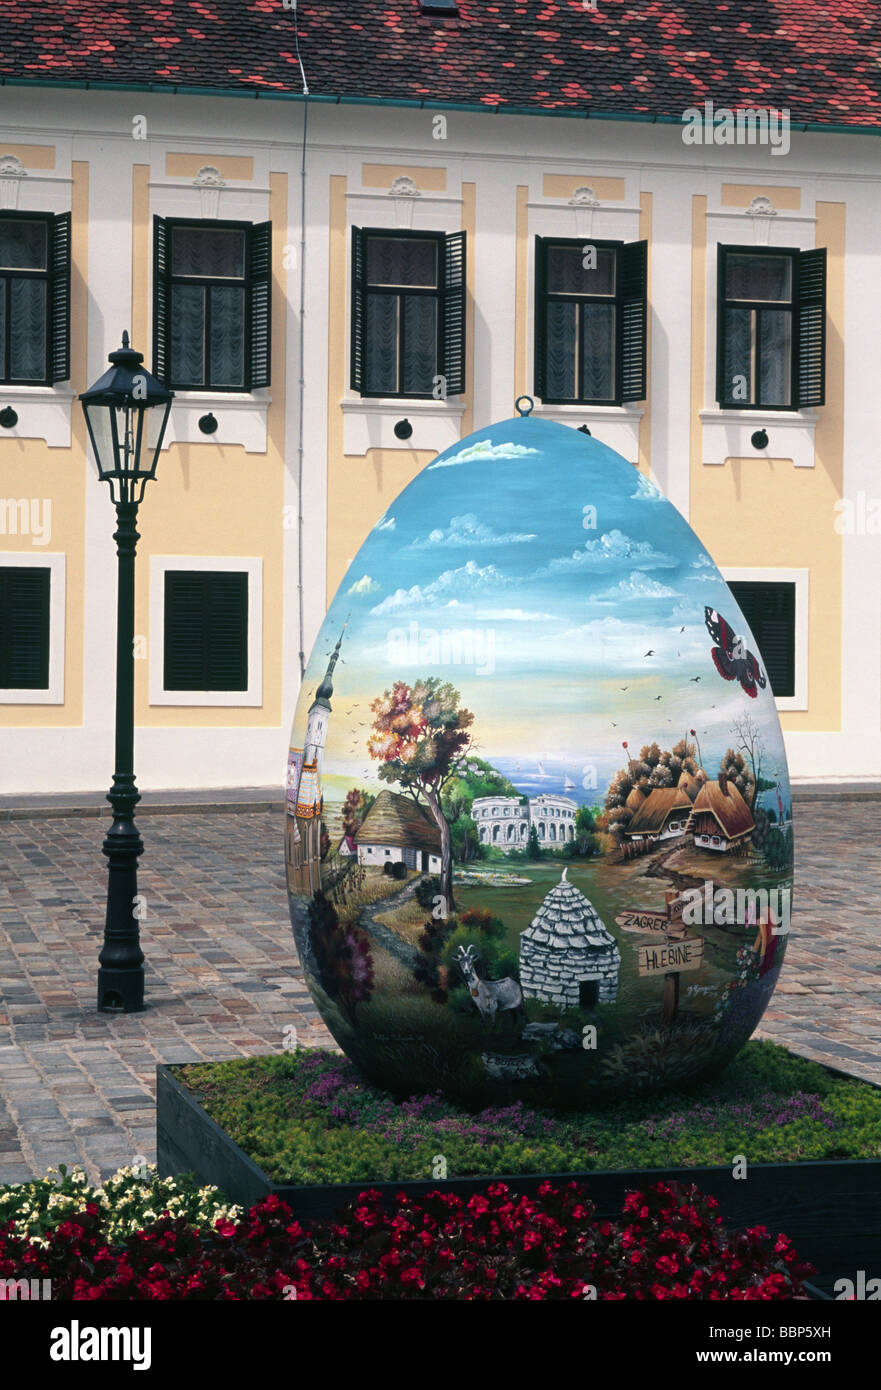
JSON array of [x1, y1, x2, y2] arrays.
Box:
[[193, 165, 225, 219], [0, 154, 26, 211]]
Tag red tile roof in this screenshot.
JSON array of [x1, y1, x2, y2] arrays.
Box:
[[2, 1, 881, 130]]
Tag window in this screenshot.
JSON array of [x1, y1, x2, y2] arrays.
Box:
[[350, 228, 465, 398], [0, 211, 71, 385], [163, 570, 249, 691], [0, 564, 50, 688], [716, 245, 826, 409], [728, 580, 796, 698], [421, 1, 459, 13], [534, 237, 647, 405], [153, 217, 271, 391]]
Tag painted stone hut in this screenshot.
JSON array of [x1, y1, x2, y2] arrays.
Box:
[[519, 869, 621, 1009]]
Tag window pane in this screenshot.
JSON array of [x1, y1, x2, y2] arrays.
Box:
[[545, 300, 577, 399], [759, 309, 791, 406], [547, 244, 615, 296], [725, 253, 791, 303], [365, 293, 398, 393], [171, 226, 245, 279], [0, 278, 5, 378], [0, 219, 48, 271], [581, 302, 615, 400], [209, 285, 245, 387], [9, 278, 46, 380], [722, 307, 752, 404], [170, 283, 205, 385], [402, 294, 437, 393], [366, 236, 437, 288]]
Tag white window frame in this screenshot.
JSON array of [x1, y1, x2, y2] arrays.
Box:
[[149, 555, 262, 707], [720, 565, 808, 712], [0, 551, 65, 704]]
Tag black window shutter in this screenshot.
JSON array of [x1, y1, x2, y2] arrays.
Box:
[[48, 212, 71, 383], [533, 236, 547, 399], [350, 225, 365, 393], [797, 247, 826, 408], [163, 571, 248, 692], [442, 230, 466, 397], [619, 238, 647, 403], [152, 215, 170, 383], [715, 243, 727, 405], [248, 220, 272, 389], [0, 567, 51, 689], [728, 580, 796, 698]]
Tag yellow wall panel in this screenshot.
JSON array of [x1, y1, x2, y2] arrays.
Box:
[[721, 184, 801, 210], [165, 153, 254, 180], [361, 164, 446, 190], [134, 174, 287, 727], [542, 174, 625, 201]]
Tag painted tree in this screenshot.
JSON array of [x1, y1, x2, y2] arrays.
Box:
[[367, 677, 474, 904], [308, 891, 374, 1024], [574, 804, 599, 856], [718, 747, 755, 804], [731, 713, 766, 809], [341, 787, 376, 840]]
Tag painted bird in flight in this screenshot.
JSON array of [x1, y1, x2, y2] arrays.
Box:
[[644, 650, 655, 657], [689, 676, 702, 682]]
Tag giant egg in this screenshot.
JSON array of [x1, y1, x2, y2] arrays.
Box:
[[286, 411, 793, 1106]]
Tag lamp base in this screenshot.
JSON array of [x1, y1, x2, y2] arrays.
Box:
[[97, 966, 145, 1014]]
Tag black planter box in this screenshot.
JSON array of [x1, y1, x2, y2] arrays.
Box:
[[157, 1062, 880, 1299]]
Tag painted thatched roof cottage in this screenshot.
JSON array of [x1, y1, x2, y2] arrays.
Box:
[[624, 785, 692, 842], [688, 774, 755, 852], [353, 789, 442, 873], [519, 869, 620, 1009]]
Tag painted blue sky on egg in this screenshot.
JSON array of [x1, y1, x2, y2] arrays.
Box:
[[298, 418, 789, 805]]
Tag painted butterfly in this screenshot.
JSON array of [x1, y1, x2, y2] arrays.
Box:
[[704, 607, 766, 699]]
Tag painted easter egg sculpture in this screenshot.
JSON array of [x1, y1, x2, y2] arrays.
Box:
[[285, 409, 793, 1106]]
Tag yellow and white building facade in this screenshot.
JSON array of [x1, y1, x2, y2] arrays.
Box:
[[0, 87, 873, 790]]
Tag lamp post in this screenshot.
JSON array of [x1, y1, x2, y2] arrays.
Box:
[[79, 333, 173, 1012]]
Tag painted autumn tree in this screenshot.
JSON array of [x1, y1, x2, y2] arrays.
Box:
[[718, 748, 755, 805], [341, 787, 376, 840], [367, 677, 474, 904]]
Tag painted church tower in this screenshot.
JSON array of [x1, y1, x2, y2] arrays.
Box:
[[285, 626, 345, 898]]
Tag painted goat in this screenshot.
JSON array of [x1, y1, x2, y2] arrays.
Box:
[[454, 944, 522, 1024]]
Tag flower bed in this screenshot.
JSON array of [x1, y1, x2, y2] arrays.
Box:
[[157, 1040, 880, 1296], [0, 1168, 814, 1300], [177, 1040, 879, 1185]]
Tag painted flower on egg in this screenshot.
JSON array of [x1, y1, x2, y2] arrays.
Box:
[[285, 416, 793, 1107]]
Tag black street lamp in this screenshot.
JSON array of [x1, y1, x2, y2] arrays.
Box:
[[79, 333, 173, 1012]]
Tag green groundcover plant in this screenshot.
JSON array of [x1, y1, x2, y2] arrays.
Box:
[[178, 1040, 880, 1185]]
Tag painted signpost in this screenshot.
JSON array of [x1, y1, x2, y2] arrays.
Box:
[[618, 891, 699, 1026]]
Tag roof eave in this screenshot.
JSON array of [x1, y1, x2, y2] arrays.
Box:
[[1, 77, 877, 135]]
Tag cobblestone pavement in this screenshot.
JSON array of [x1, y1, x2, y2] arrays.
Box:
[[0, 801, 878, 1184]]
